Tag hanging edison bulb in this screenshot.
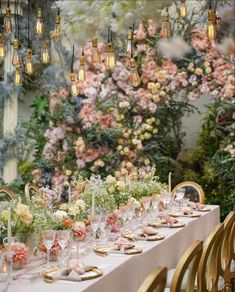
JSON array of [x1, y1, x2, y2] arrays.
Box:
[[91, 38, 100, 64], [4, 5, 12, 34], [12, 38, 21, 66], [14, 65, 22, 85], [160, 8, 170, 39], [179, 0, 187, 19], [78, 55, 86, 82], [70, 73, 78, 96], [129, 58, 141, 87], [126, 27, 133, 58], [207, 9, 216, 40], [0, 34, 5, 59], [53, 8, 61, 40], [25, 48, 34, 75], [35, 8, 44, 36], [105, 42, 116, 69], [41, 40, 50, 64]]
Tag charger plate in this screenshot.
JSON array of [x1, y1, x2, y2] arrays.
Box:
[[43, 266, 103, 283], [94, 244, 142, 255], [168, 212, 201, 218], [148, 220, 185, 228], [122, 232, 165, 241]]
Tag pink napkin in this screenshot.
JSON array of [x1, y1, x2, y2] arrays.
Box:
[[115, 237, 135, 250]]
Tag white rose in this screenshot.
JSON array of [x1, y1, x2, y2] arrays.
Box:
[[54, 210, 67, 221], [15, 203, 29, 217]]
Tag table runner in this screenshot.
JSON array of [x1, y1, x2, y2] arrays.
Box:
[[9, 205, 220, 292]]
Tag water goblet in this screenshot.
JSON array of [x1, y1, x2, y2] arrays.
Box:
[[151, 195, 160, 216], [140, 197, 151, 224], [42, 230, 56, 269], [0, 251, 10, 292], [99, 214, 107, 243], [88, 215, 101, 247], [119, 205, 129, 232], [56, 230, 71, 266]]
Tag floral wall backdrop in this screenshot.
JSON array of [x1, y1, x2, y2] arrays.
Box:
[[0, 0, 234, 217]]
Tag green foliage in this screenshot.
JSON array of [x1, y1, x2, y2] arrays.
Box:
[[177, 99, 235, 217]]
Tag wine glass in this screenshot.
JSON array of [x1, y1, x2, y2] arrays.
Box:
[[119, 205, 129, 232], [99, 214, 107, 244], [88, 215, 101, 246], [42, 230, 56, 269], [140, 197, 151, 225], [151, 195, 160, 218], [0, 251, 10, 292], [56, 230, 71, 266]]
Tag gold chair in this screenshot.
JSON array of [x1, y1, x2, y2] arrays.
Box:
[[220, 212, 235, 292], [197, 223, 224, 292], [138, 267, 167, 292], [24, 183, 40, 200], [171, 181, 205, 204], [0, 186, 15, 201], [164, 240, 203, 292], [231, 222, 235, 290]]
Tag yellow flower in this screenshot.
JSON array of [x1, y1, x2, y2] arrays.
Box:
[[155, 82, 161, 89], [144, 158, 150, 166], [117, 145, 123, 151], [123, 147, 129, 154], [60, 203, 69, 211], [151, 85, 159, 94], [137, 143, 143, 150], [204, 61, 210, 68], [205, 67, 212, 74], [20, 212, 33, 225], [147, 82, 155, 89], [106, 175, 117, 184], [146, 93, 153, 100], [144, 132, 152, 139], [120, 168, 128, 175], [195, 68, 203, 76], [65, 170, 72, 176], [108, 186, 115, 194], [153, 128, 158, 134], [116, 181, 126, 191], [123, 132, 129, 139], [126, 161, 133, 169], [15, 203, 29, 217], [132, 138, 139, 145], [1, 210, 8, 222], [159, 91, 166, 97]]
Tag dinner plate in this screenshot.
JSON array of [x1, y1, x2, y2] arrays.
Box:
[[43, 266, 102, 283], [148, 221, 185, 228], [94, 244, 142, 255], [122, 232, 165, 241], [169, 212, 201, 218]]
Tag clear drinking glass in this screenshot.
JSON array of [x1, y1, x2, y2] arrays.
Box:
[[0, 251, 10, 292], [99, 214, 107, 243], [42, 230, 56, 269], [56, 230, 71, 266], [140, 197, 151, 225], [119, 205, 129, 232], [88, 215, 101, 246]]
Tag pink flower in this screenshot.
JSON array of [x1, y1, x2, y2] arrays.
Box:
[[43, 143, 55, 160], [148, 24, 157, 36], [135, 23, 146, 40], [72, 222, 86, 241], [137, 44, 148, 53], [59, 88, 69, 98], [106, 212, 119, 225], [76, 159, 86, 170], [84, 86, 97, 99], [32, 169, 42, 181], [111, 224, 120, 233], [12, 242, 30, 266]]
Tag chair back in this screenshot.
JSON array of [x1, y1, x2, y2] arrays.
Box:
[[170, 240, 203, 292], [197, 223, 224, 292], [171, 181, 205, 204], [24, 183, 40, 200], [220, 212, 235, 289], [138, 267, 167, 292], [0, 186, 14, 201]]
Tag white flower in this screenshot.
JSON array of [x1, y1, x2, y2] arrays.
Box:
[[119, 101, 130, 108], [54, 210, 67, 222], [75, 199, 86, 212]]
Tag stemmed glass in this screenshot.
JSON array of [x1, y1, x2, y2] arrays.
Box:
[[127, 204, 135, 231], [88, 215, 101, 247], [56, 230, 71, 266], [119, 205, 129, 232], [99, 214, 107, 243], [0, 251, 10, 292], [140, 197, 151, 225], [42, 230, 56, 269], [151, 195, 160, 218]]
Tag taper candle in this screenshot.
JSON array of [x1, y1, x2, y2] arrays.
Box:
[[7, 207, 12, 252], [168, 172, 172, 194]]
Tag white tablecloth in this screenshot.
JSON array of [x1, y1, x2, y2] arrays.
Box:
[[9, 205, 220, 292]]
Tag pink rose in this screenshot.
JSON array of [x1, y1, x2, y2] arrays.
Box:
[[72, 222, 86, 241]]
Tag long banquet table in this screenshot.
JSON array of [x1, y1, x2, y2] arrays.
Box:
[[9, 205, 220, 292]]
